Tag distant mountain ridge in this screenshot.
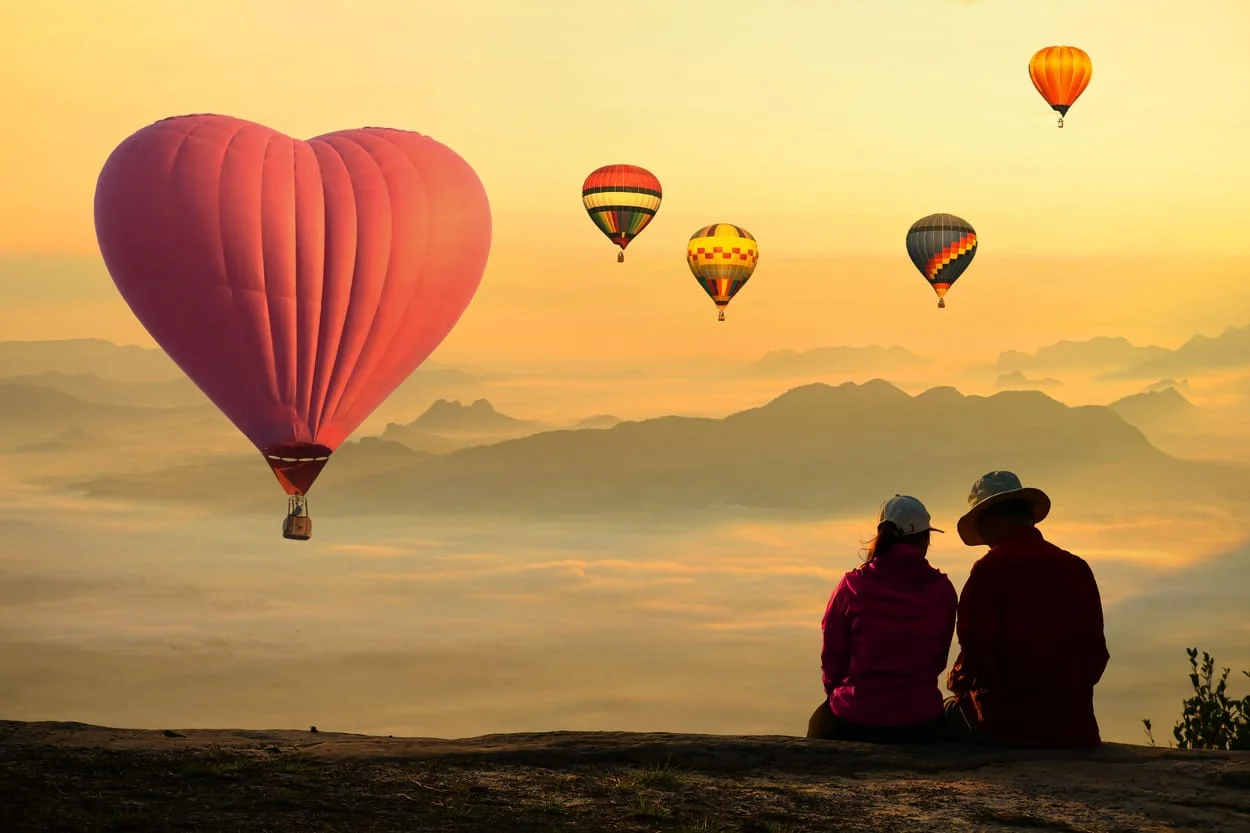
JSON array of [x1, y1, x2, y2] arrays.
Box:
[[1108, 387, 1199, 433], [378, 400, 620, 453], [747, 346, 929, 377], [997, 325, 1250, 379], [574, 414, 622, 429], [1142, 378, 1189, 394], [3, 371, 208, 407], [996, 336, 1169, 373], [0, 383, 157, 423], [75, 380, 1250, 519], [1106, 324, 1250, 379], [0, 338, 180, 382], [377, 398, 545, 453], [1110, 387, 1196, 412], [11, 427, 102, 454], [0, 339, 486, 420], [314, 379, 1245, 516], [75, 437, 430, 507], [407, 399, 544, 434], [995, 370, 1062, 389]]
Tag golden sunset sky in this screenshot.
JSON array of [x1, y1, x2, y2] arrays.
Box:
[[3, 0, 1250, 366]]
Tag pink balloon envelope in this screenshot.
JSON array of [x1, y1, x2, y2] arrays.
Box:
[[94, 114, 492, 496]]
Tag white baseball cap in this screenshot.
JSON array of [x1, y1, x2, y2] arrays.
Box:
[[878, 494, 944, 536]]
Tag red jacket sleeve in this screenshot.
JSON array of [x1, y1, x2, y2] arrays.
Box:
[[820, 578, 851, 695], [1077, 558, 1111, 686], [947, 560, 998, 694]]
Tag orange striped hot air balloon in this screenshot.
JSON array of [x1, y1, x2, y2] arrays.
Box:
[[1028, 46, 1092, 128]]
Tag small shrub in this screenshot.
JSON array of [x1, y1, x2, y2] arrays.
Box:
[[1144, 646, 1250, 751]]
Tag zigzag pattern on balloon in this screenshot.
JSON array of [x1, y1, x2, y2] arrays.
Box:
[[926, 233, 978, 281]]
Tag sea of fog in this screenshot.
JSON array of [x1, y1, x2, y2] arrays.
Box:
[[1, 478, 1248, 746]]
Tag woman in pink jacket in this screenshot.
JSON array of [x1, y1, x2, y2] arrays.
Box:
[[807, 494, 957, 744]]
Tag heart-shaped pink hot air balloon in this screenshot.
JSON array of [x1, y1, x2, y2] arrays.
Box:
[[94, 114, 491, 538]]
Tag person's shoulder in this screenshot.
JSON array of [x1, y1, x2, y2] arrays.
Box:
[[1040, 536, 1090, 563], [835, 566, 865, 591], [968, 547, 1005, 573], [830, 568, 867, 610], [1038, 536, 1100, 573], [924, 558, 957, 582]]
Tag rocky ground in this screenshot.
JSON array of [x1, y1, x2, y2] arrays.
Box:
[[3, 720, 1249, 832]]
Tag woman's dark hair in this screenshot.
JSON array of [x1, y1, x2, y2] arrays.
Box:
[[861, 521, 930, 563]]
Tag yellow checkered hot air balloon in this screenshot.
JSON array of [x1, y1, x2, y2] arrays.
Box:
[[686, 223, 759, 322]]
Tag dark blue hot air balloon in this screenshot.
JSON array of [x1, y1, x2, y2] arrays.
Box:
[[905, 213, 978, 308]]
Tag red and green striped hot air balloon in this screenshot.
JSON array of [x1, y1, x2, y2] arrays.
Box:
[[581, 164, 662, 262]]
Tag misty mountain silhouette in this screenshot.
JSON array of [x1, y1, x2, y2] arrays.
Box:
[[996, 337, 1169, 373], [406, 399, 544, 434], [77, 380, 1250, 518], [1142, 378, 1190, 394], [0, 383, 117, 422], [378, 399, 550, 453], [387, 365, 486, 394], [311, 379, 1248, 516], [995, 370, 1062, 389], [0, 382, 177, 428], [1104, 324, 1250, 379], [1108, 388, 1200, 433], [2, 372, 207, 408], [0, 340, 483, 417], [0, 382, 225, 451], [77, 437, 430, 507], [644, 346, 928, 378], [574, 414, 622, 429], [0, 339, 180, 382], [11, 427, 102, 454], [376, 424, 465, 454], [746, 346, 928, 377]]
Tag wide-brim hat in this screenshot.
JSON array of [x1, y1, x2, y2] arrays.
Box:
[[957, 470, 1051, 546]]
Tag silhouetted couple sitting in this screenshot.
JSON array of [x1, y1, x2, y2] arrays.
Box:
[[807, 471, 1110, 748]]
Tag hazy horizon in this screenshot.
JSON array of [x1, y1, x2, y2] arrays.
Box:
[[4, 329, 1250, 745], [2, 475, 1248, 746], [5, 0, 1250, 748]]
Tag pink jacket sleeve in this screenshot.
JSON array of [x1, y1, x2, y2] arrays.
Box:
[[820, 578, 851, 696], [938, 576, 958, 676]]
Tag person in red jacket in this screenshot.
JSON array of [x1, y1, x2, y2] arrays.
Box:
[[807, 494, 958, 744], [944, 471, 1111, 748]]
